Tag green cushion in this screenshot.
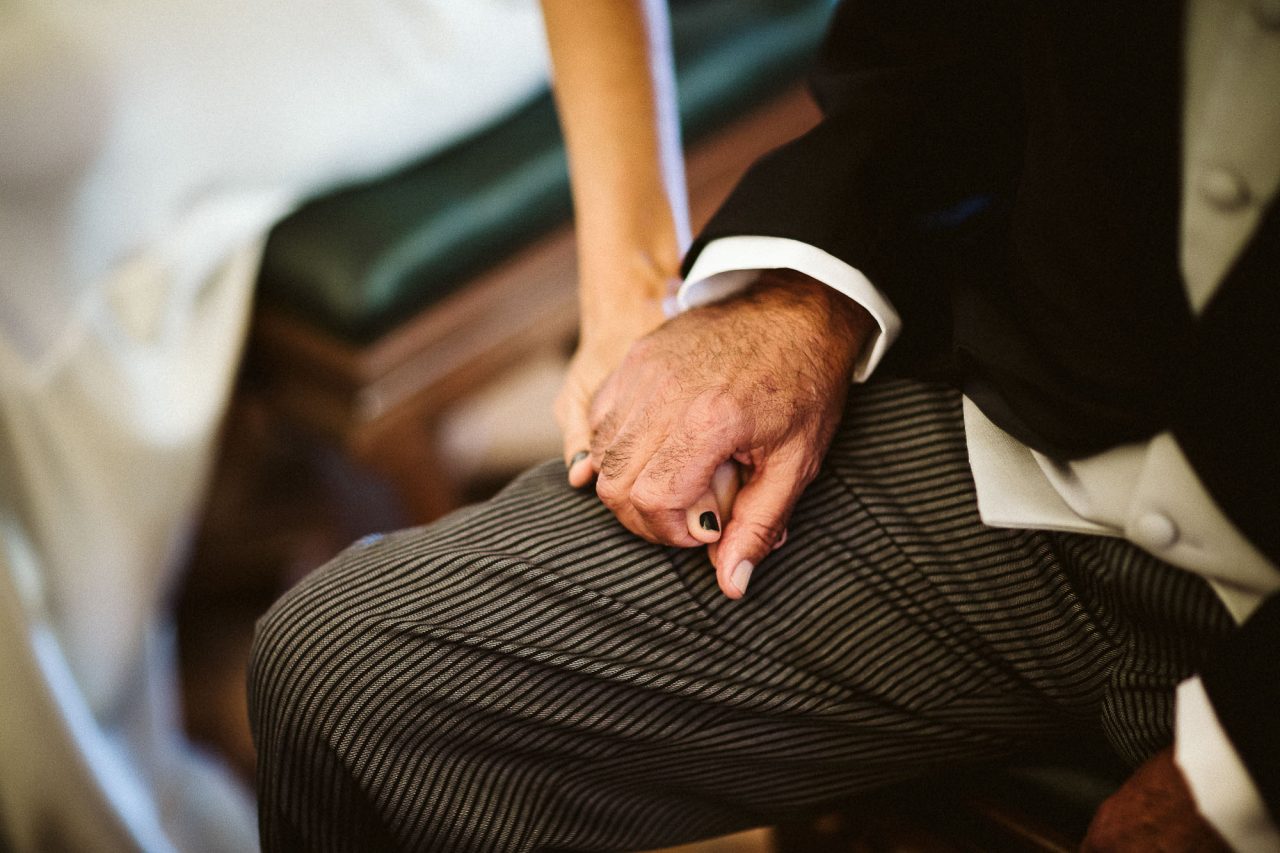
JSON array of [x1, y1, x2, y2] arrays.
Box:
[[953, 748, 1128, 840], [258, 0, 837, 342], [868, 752, 1126, 845], [987, 761, 1126, 837]]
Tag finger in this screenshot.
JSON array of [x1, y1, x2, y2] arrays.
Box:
[[713, 453, 808, 599], [629, 396, 745, 542], [588, 388, 639, 508], [594, 417, 695, 544], [588, 411, 618, 473], [685, 491, 722, 544], [715, 523, 782, 566], [566, 449, 594, 488], [590, 378, 699, 544], [705, 461, 741, 563], [566, 428, 595, 488], [585, 371, 624, 472], [559, 392, 596, 488], [630, 434, 731, 545], [710, 459, 741, 517], [586, 366, 624, 435]]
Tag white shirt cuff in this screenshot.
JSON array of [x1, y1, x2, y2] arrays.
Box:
[[1175, 676, 1280, 851], [678, 236, 902, 382]]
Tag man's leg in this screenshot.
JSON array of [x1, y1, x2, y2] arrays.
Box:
[[249, 379, 1231, 852]]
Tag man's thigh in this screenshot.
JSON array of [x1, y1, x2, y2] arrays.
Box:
[[248, 379, 1210, 852]]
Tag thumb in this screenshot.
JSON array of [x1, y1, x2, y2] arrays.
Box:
[[557, 388, 596, 488], [714, 455, 804, 599]]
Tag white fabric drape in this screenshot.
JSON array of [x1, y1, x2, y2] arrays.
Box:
[[0, 1, 549, 847]]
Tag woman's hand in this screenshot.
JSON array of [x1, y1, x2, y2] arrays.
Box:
[[556, 292, 667, 488]]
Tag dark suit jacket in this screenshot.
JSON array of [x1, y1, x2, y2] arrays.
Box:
[[684, 0, 1279, 819]]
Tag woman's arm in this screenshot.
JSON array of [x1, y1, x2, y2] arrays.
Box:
[[539, 0, 690, 486]]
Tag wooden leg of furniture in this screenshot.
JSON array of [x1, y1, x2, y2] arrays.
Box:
[[772, 781, 1083, 853], [349, 413, 463, 525]]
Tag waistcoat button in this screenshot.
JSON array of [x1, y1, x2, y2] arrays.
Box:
[[1133, 512, 1180, 551], [1199, 167, 1251, 211]]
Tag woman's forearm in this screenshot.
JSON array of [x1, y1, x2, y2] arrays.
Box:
[[539, 0, 689, 337]]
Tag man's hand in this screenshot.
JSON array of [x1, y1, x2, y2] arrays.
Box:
[[586, 270, 874, 598], [1083, 747, 1231, 852]]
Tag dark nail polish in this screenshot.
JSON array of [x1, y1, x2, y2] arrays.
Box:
[[699, 511, 720, 532], [568, 450, 589, 469]]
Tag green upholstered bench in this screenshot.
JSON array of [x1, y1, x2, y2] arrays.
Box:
[[247, 0, 835, 519], [257, 0, 838, 342]]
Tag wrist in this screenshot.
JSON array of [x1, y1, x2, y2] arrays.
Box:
[[577, 248, 678, 332], [739, 269, 875, 371], [574, 197, 684, 280], [578, 293, 668, 357]]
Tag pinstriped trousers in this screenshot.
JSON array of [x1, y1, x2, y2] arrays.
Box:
[[249, 379, 1232, 852]]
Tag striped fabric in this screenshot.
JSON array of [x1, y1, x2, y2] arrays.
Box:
[[249, 379, 1232, 852]]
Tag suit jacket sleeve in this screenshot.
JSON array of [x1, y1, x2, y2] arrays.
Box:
[[683, 0, 1024, 374]]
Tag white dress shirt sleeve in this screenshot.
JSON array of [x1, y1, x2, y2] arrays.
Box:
[[1175, 677, 1280, 851], [678, 236, 902, 382]]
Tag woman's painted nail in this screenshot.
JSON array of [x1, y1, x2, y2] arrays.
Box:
[[731, 560, 754, 595], [568, 450, 589, 470], [699, 511, 720, 532]]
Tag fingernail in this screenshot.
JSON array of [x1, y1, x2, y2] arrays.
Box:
[[699, 511, 720, 532], [567, 450, 589, 470], [731, 560, 754, 595]]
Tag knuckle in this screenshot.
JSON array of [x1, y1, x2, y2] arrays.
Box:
[[689, 391, 741, 432], [795, 457, 822, 487], [740, 517, 785, 547], [775, 443, 822, 486], [598, 431, 636, 480], [594, 476, 624, 508], [599, 449, 630, 481], [593, 481, 624, 507], [635, 507, 693, 547], [612, 505, 659, 544], [643, 445, 694, 492], [682, 396, 719, 431], [589, 429, 610, 460], [628, 481, 670, 515]]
